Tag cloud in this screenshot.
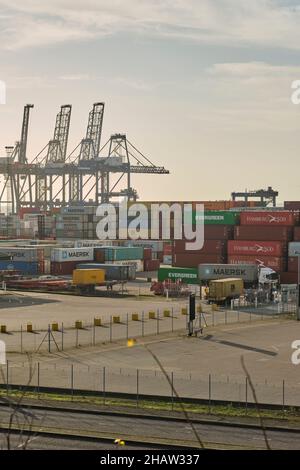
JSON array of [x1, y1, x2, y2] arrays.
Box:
[[0, 1, 300, 50]]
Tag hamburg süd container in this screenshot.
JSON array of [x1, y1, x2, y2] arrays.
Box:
[[228, 240, 286, 257], [240, 211, 297, 226], [234, 226, 293, 241], [228, 255, 285, 272]]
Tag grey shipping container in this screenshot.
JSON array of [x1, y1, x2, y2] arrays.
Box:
[[77, 263, 136, 281], [198, 263, 258, 282]]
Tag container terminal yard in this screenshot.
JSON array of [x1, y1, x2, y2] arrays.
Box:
[[1, 104, 300, 451]]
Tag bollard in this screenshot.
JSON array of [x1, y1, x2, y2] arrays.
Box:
[[132, 313, 139, 321], [1, 325, 6, 334], [163, 310, 170, 318], [113, 316, 120, 324], [149, 311, 156, 319], [211, 304, 218, 311], [197, 305, 202, 313], [181, 308, 187, 315], [94, 318, 101, 326], [52, 323, 59, 332], [75, 320, 82, 329], [27, 323, 33, 333]]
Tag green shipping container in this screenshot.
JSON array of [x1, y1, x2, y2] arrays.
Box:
[[192, 211, 239, 225], [158, 267, 199, 284], [103, 246, 144, 261]]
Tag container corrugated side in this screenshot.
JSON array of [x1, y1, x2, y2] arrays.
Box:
[[198, 263, 258, 282], [228, 240, 286, 257]]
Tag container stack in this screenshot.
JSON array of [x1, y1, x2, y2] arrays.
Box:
[[0, 246, 45, 274], [50, 247, 94, 275]]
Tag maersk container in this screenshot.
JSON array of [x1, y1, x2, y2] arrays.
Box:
[[198, 263, 258, 282], [192, 211, 239, 225], [51, 247, 94, 262], [0, 247, 44, 262], [76, 263, 136, 281], [157, 267, 199, 284], [0, 261, 40, 274]]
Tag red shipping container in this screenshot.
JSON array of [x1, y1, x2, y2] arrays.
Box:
[[204, 225, 234, 240], [144, 259, 160, 271], [288, 257, 299, 273], [240, 211, 296, 226], [50, 261, 78, 275], [234, 226, 293, 241], [228, 255, 286, 271], [280, 272, 298, 284], [173, 239, 226, 254], [94, 249, 105, 263], [163, 244, 172, 255], [173, 253, 225, 268], [228, 240, 286, 257], [284, 201, 300, 210], [143, 248, 152, 260], [294, 227, 300, 241]]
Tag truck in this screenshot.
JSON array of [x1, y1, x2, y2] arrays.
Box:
[[207, 278, 244, 305], [198, 263, 278, 286]]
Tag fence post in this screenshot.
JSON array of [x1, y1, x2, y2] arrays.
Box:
[[142, 311, 144, 337], [171, 308, 174, 333], [110, 316, 112, 343], [209, 373, 211, 413], [20, 325, 23, 354], [76, 328, 78, 348], [157, 309, 159, 335], [61, 322, 64, 351], [71, 364, 74, 400], [103, 367, 106, 405], [126, 313, 129, 340], [37, 362, 40, 396], [6, 360, 8, 396], [136, 369, 139, 408], [245, 377, 248, 412], [48, 324, 51, 353], [171, 371, 174, 411], [93, 323, 95, 346]]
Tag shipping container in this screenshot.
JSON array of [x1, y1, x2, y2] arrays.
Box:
[[163, 255, 172, 265], [173, 239, 227, 254], [72, 269, 105, 285], [234, 226, 293, 241], [95, 246, 144, 262], [143, 248, 152, 260], [0, 261, 41, 275], [284, 202, 300, 210], [279, 272, 298, 284], [228, 255, 285, 271], [104, 259, 144, 272], [288, 257, 298, 273], [204, 225, 234, 240], [157, 266, 199, 284], [198, 263, 258, 282], [288, 242, 300, 257], [144, 259, 160, 271], [173, 253, 226, 268], [0, 247, 44, 262], [294, 227, 300, 241], [240, 211, 296, 226], [50, 261, 79, 275], [228, 240, 286, 257], [77, 263, 136, 281], [51, 247, 94, 263], [192, 211, 239, 225], [208, 278, 243, 304]]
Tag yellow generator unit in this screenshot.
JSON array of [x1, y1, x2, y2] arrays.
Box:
[[208, 278, 244, 305], [72, 269, 105, 286]]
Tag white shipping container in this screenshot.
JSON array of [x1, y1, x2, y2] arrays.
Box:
[[51, 247, 94, 262], [105, 259, 144, 272], [288, 242, 300, 257]]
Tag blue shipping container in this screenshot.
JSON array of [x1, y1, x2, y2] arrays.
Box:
[[0, 261, 40, 274]]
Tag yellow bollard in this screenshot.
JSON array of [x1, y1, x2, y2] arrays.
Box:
[[94, 318, 101, 326], [52, 323, 59, 331], [0, 325, 6, 334], [113, 316, 120, 324], [27, 323, 33, 333], [148, 311, 156, 319], [181, 308, 187, 315], [211, 304, 218, 311], [75, 320, 83, 329], [163, 310, 170, 318], [132, 313, 139, 321], [197, 305, 202, 313]]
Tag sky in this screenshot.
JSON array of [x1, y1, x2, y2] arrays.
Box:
[[0, 0, 300, 203]]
